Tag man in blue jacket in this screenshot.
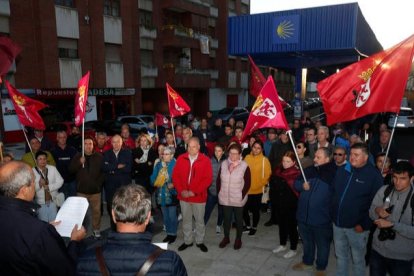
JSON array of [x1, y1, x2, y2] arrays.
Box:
[[77, 184, 187, 275], [292, 147, 337, 275], [332, 143, 383, 276], [0, 161, 86, 275]]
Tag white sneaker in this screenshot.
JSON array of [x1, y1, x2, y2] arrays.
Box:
[[178, 214, 183, 221], [283, 250, 297, 259], [272, 245, 287, 253], [216, 225, 221, 234]]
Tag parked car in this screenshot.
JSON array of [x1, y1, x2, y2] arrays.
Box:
[[116, 115, 154, 131], [216, 107, 250, 123], [388, 107, 414, 128]]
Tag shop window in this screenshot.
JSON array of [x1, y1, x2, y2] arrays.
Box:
[[55, 0, 74, 7], [104, 0, 120, 17], [58, 38, 78, 58]]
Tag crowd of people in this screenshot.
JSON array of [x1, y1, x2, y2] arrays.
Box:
[[0, 111, 414, 275]]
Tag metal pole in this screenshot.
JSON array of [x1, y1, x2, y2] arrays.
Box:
[[21, 125, 45, 179], [170, 117, 177, 148], [381, 114, 398, 174], [286, 130, 307, 183], [82, 119, 85, 168]]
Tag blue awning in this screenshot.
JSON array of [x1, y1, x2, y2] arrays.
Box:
[[228, 3, 382, 81]]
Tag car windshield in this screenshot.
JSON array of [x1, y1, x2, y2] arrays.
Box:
[[399, 110, 413, 116]]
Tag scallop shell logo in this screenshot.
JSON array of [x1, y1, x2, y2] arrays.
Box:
[[276, 20, 294, 39]]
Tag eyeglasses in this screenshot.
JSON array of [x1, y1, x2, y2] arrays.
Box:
[[333, 153, 344, 156]]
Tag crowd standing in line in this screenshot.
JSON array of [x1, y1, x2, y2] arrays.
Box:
[[1, 110, 414, 275]]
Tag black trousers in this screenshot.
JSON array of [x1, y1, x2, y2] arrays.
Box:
[[223, 205, 244, 239], [243, 194, 262, 228], [275, 207, 298, 250]]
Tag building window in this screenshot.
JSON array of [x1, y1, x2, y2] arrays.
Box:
[[105, 44, 122, 62], [228, 0, 236, 12], [104, 0, 120, 17], [140, 50, 153, 66], [241, 4, 249, 14], [55, 0, 74, 7], [58, 38, 78, 58], [139, 10, 153, 27]]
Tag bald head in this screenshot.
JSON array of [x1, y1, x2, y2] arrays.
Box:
[[0, 161, 34, 199]]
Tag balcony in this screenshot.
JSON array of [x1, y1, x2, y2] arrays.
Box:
[[163, 64, 211, 88], [139, 25, 157, 39], [141, 66, 158, 77], [161, 25, 199, 49], [161, 0, 209, 17], [59, 58, 82, 88], [138, 0, 152, 11], [55, 6, 79, 39]]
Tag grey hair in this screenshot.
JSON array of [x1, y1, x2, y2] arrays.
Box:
[[163, 146, 175, 155], [316, 147, 332, 160], [0, 161, 33, 198], [318, 126, 330, 138], [112, 184, 151, 225]]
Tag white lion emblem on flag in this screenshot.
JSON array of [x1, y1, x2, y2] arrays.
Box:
[[252, 98, 277, 119]]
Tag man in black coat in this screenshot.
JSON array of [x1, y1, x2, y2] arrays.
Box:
[[102, 134, 132, 230], [77, 184, 187, 275], [0, 161, 86, 275]]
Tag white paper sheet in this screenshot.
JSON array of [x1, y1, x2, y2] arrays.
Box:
[[54, 197, 89, 237], [153, 243, 168, 250]]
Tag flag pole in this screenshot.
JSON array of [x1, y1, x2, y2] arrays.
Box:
[[81, 118, 85, 168], [170, 117, 177, 148], [21, 126, 45, 178], [0, 141, 3, 163], [381, 113, 398, 174], [286, 130, 308, 183]]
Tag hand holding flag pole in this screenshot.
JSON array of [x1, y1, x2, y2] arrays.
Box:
[[166, 83, 190, 148]]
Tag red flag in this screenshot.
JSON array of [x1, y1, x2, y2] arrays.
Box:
[[248, 55, 287, 107], [242, 76, 289, 140], [74, 71, 90, 126], [166, 83, 191, 118], [0, 37, 21, 83], [248, 55, 266, 98], [155, 113, 171, 127], [317, 34, 414, 126], [5, 80, 47, 130]]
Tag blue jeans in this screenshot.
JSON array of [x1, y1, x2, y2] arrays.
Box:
[[37, 202, 58, 223], [370, 249, 413, 276], [298, 222, 333, 270], [204, 193, 223, 226], [333, 224, 369, 276], [161, 205, 178, 236]]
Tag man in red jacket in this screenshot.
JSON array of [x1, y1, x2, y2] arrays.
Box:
[[172, 137, 212, 252]]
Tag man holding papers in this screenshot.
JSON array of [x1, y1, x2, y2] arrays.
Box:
[[0, 161, 86, 275]]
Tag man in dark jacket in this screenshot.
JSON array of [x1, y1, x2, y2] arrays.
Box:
[[332, 143, 383, 276], [76, 184, 187, 275], [0, 161, 86, 275], [293, 147, 337, 274], [70, 137, 104, 238], [51, 130, 78, 199], [102, 134, 132, 230]]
